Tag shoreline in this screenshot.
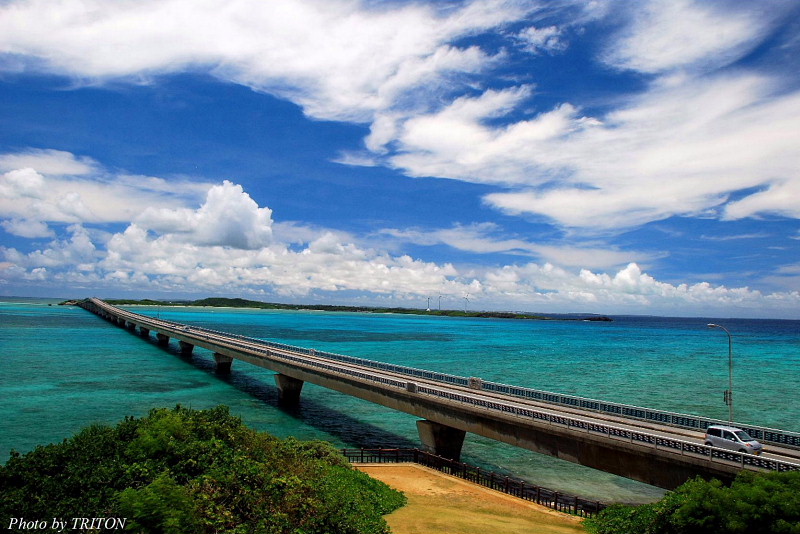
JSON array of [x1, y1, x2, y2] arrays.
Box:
[[61, 297, 613, 322]]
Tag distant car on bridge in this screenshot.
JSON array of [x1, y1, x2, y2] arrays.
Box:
[[705, 425, 764, 455]]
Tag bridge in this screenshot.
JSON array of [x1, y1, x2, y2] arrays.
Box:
[[79, 298, 800, 490]]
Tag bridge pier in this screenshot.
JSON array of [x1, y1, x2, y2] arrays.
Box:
[[213, 353, 233, 373], [274, 374, 304, 406], [156, 333, 170, 346], [139, 327, 150, 337], [179, 341, 194, 356], [416, 420, 466, 461]]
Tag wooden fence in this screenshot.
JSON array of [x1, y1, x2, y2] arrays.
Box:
[[342, 448, 606, 518]]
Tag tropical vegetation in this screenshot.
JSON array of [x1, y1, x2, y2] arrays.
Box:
[[584, 471, 800, 534], [0, 405, 406, 534]]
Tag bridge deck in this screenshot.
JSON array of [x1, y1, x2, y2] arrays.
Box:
[[79, 298, 800, 489]]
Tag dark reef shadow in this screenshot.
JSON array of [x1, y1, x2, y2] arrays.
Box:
[[153, 340, 421, 450]]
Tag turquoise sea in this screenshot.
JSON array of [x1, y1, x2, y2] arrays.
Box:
[[2, 297, 799, 504]]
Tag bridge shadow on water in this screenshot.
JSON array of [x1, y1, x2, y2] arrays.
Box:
[[155, 340, 421, 450]]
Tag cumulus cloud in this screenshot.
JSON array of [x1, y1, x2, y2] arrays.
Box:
[[3, 177, 798, 317], [1, 218, 54, 238], [5, 224, 97, 270], [136, 181, 273, 249], [0, 148, 213, 229], [1, 1, 798, 316]]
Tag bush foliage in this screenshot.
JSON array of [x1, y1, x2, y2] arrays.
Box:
[[0, 406, 406, 533], [584, 471, 800, 534]]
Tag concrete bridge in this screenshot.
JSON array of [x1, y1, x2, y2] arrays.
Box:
[[79, 298, 800, 490]]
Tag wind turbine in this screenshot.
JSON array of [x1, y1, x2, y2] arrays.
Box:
[[438, 294, 442, 311], [426, 296, 431, 311], [463, 293, 470, 312]]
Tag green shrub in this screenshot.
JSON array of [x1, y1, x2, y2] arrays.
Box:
[[0, 406, 406, 534], [584, 471, 800, 534]]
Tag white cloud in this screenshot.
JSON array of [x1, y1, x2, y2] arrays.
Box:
[[1, 218, 54, 238], [0, 148, 97, 175], [5, 1, 794, 235], [0, 2, 798, 317], [6, 224, 97, 269], [601, 0, 776, 74], [4, 178, 798, 317], [136, 181, 273, 250], [517, 25, 567, 55], [700, 233, 770, 241], [0, 148, 213, 225], [0, 0, 527, 122], [723, 179, 800, 220], [380, 222, 653, 269], [388, 70, 800, 231]]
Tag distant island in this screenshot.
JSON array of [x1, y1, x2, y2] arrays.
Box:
[[63, 297, 612, 322]]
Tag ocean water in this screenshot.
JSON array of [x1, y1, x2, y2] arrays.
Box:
[[2, 298, 798, 504]]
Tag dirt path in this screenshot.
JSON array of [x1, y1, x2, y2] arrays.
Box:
[[357, 464, 587, 534]]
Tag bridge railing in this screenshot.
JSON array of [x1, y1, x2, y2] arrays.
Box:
[[479, 379, 800, 449], [340, 447, 606, 517], [87, 299, 800, 452], [410, 383, 800, 474], [170, 313, 800, 449], [129, 318, 800, 474]]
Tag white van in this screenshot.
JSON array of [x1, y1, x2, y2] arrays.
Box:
[[704, 425, 763, 455]]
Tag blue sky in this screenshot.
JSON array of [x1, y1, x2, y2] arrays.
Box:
[[1, 0, 799, 318]]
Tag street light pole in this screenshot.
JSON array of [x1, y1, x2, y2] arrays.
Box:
[[708, 323, 734, 422]]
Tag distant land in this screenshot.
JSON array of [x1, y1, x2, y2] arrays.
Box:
[[62, 297, 612, 322]]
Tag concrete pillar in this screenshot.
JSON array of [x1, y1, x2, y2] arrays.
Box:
[[274, 373, 304, 406], [126, 321, 137, 330], [139, 327, 150, 337], [213, 353, 233, 373], [179, 341, 194, 356], [156, 333, 170, 346], [416, 420, 466, 461]]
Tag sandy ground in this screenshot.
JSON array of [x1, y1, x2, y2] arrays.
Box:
[[356, 464, 587, 534]]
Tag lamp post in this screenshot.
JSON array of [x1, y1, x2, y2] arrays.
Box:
[[708, 323, 734, 422]]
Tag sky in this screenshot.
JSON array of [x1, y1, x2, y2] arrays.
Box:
[[1, 0, 800, 318]]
